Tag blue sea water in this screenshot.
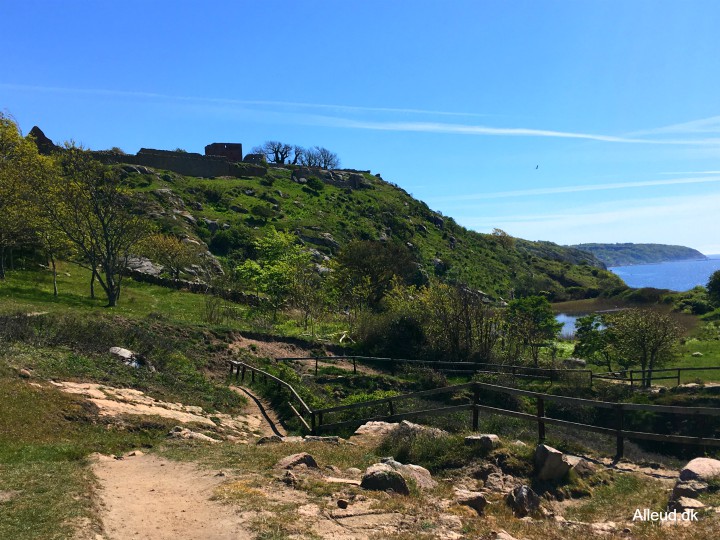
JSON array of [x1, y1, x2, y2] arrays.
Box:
[[608, 255, 720, 292]]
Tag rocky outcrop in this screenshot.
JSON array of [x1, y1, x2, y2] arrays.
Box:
[[167, 426, 220, 443], [28, 126, 60, 155]]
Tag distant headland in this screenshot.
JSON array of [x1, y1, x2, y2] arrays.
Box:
[[569, 243, 707, 267]]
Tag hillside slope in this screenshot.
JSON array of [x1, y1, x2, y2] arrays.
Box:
[[116, 162, 624, 301], [571, 243, 706, 267]]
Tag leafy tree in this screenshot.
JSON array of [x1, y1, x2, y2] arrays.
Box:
[[332, 240, 416, 309], [37, 146, 150, 306], [0, 114, 46, 279], [605, 309, 681, 386], [506, 295, 562, 366], [707, 270, 720, 306], [573, 314, 616, 371], [492, 228, 515, 250], [139, 234, 203, 282]]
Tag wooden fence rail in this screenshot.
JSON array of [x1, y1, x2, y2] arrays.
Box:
[[228, 360, 720, 460], [276, 355, 593, 385], [592, 366, 720, 387]]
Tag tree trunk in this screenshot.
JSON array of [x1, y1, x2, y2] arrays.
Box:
[[50, 255, 58, 296], [90, 269, 96, 299], [0, 246, 5, 280]]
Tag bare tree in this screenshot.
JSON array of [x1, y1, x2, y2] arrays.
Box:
[[251, 141, 292, 164], [301, 147, 322, 167], [317, 147, 340, 169], [290, 145, 305, 165]]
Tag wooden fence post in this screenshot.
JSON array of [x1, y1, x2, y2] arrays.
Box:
[[229, 362, 234, 376], [353, 358, 357, 374], [537, 398, 546, 442], [677, 368, 681, 387], [388, 400, 395, 417], [472, 387, 479, 431], [251, 369, 255, 383], [615, 404, 625, 460], [311, 412, 316, 435], [315, 358, 318, 376], [241, 366, 246, 382]]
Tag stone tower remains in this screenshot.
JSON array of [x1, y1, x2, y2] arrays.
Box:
[[205, 142, 243, 162]]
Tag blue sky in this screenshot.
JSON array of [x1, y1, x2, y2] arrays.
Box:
[[3, 1, 720, 253]]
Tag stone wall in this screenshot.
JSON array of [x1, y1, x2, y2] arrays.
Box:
[[92, 149, 267, 178], [205, 142, 243, 162]]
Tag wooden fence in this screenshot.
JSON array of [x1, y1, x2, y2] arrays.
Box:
[[276, 355, 594, 386], [592, 366, 720, 387], [228, 360, 720, 460]]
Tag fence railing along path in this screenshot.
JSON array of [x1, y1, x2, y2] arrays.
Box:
[[276, 355, 594, 385], [228, 359, 720, 460], [592, 366, 720, 387]]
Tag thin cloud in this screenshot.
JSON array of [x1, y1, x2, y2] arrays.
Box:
[[630, 115, 720, 136], [0, 83, 491, 118], [432, 175, 720, 201]]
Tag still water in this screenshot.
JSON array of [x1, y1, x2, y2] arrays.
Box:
[[609, 256, 720, 292]]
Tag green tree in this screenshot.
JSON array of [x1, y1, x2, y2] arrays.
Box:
[[139, 234, 202, 283], [573, 314, 616, 371], [38, 146, 150, 306], [605, 309, 681, 387], [707, 270, 720, 306], [0, 114, 46, 279], [506, 295, 562, 366]]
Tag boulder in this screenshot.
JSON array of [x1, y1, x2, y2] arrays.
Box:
[[394, 420, 447, 440], [360, 463, 410, 495], [534, 444, 570, 481], [494, 531, 521, 540], [275, 453, 318, 470], [380, 457, 437, 490], [454, 488, 488, 515], [465, 434, 500, 450], [679, 457, 720, 482], [484, 472, 518, 494], [256, 435, 283, 445], [565, 456, 597, 478], [506, 485, 541, 517]]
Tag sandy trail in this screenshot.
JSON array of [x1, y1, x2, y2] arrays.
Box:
[[92, 454, 251, 540]]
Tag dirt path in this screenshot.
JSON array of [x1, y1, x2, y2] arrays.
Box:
[[92, 453, 252, 540]]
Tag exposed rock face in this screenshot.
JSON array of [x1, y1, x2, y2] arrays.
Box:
[[126, 256, 164, 277], [454, 488, 488, 515], [465, 434, 500, 450], [506, 485, 541, 517], [672, 480, 709, 499], [360, 463, 410, 495], [380, 457, 437, 490], [275, 453, 319, 470], [679, 457, 720, 482], [28, 126, 60, 155], [564, 455, 596, 478], [393, 420, 447, 440], [534, 444, 570, 481]]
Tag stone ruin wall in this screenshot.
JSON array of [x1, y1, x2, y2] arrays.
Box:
[[92, 148, 266, 178]]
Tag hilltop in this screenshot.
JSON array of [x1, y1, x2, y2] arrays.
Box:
[[34, 130, 623, 302], [571, 243, 707, 267]]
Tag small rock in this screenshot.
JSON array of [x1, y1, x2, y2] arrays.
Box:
[[455, 488, 488, 515], [124, 450, 144, 458], [282, 470, 297, 487], [590, 522, 618, 534], [337, 499, 349, 509], [346, 467, 362, 476], [668, 497, 706, 512], [360, 463, 410, 495], [506, 485, 541, 517], [494, 531, 520, 540], [18, 368, 32, 379], [691, 352, 703, 357], [672, 480, 709, 499], [257, 435, 283, 445], [275, 452, 318, 470], [465, 434, 500, 450], [303, 435, 341, 444], [534, 444, 570, 481]]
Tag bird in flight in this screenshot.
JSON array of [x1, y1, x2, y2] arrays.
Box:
[[535, 165, 539, 169]]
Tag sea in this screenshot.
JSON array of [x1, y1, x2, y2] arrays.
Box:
[[608, 255, 720, 292], [556, 255, 720, 337]]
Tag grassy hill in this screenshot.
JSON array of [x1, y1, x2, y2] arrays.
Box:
[[571, 242, 706, 267], [118, 162, 624, 301]]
